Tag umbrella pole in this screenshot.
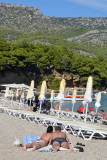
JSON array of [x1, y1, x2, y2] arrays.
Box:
[[85, 103, 88, 122], [51, 100, 53, 109], [30, 99, 31, 106], [39, 100, 42, 113], [83, 104, 85, 114], [72, 103, 74, 112]]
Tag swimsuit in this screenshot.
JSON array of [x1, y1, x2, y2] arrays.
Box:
[[37, 138, 49, 144], [52, 138, 67, 145]]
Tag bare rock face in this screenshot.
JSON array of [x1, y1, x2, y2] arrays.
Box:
[[0, 70, 80, 89], [72, 74, 80, 87], [52, 69, 79, 87], [53, 69, 62, 79]]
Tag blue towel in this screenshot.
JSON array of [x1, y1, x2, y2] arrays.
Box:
[[38, 148, 53, 152], [38, 145, 53, 152], [24, 135, 40, 145]]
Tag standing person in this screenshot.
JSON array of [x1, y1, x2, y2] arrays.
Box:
[[23, 126, 53, 151], [52, 126, 74, 152]]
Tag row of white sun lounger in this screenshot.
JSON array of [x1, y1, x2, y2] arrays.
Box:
[[0, 97, 28, 109], [0, 97, 106, 125], [50, 109, 107, 125], [0, 105, 107, 141]]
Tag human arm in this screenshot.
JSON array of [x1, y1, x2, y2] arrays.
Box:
[[48, 134, 53, 145]]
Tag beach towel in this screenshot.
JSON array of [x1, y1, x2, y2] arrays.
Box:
[[24, 135, 40, 145], [38, 146, 73, 152], [38, 145, 53, 152], [27, 145, 71, 152]]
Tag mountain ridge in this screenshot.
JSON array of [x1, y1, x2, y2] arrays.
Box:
[[0, 2, 107, 57]]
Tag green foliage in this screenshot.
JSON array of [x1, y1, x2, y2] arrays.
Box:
[[0, 38, 10, 51], [0, 38, 107, 89], [49, 78, 61, 90]]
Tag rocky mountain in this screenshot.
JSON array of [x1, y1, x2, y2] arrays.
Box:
[[0, 2, 107, 56]]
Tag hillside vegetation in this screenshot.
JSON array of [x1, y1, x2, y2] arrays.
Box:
[[0, 2, 107, 57], [0, 38, 107, 89]]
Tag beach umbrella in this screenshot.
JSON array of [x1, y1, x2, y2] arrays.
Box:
[[38, 81, 47, 111], [82, 76, 93, 122], [95, 92, 101, 113], [1, 83, 29, 90], [72, 88, 76, 112], [4, 87, 10, 98], [9, 89, 12, 98], [50, 90, 54, 108], [30, 80, 34, 90], [57, 79, 66, 113], [27, 86, 34, 106], [21, 90, 25, 101], [11, 90, 14, 101], [9, 89, 14, 101], [16, 89, 19, 97]]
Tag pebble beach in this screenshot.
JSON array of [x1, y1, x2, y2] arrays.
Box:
[[0, 110, 107, 160]]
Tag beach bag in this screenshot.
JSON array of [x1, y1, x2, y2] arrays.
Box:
[[24, 135, 40, 145]]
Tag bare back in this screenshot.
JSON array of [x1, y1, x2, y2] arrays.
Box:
[[52, 131, 66, 140], [41, 132, 52, 142]]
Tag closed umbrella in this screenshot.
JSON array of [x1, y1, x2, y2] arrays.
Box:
[[95, 92, 101, 113], [30, 80, 34, 90], [27, 86, 34, 106], [57, 79, 66, 113], [16, 89, 19, 99], [82, 76, 93, 122], [72, 88, 76, 112], [4, 87, 10, 98], [21, 91, 25, 102], [50, 90, 54, 108], [9, 89, 14, 101], [9, 89, 12, 98], [39, 81, 46, 112]]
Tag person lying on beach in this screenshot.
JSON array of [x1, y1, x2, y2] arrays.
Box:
[[51, 126, 74, 152], [23, 126, 53, 151], [54, 102, 59, 110], [98, 110, 107, 120], [91, 110, 107, 120]]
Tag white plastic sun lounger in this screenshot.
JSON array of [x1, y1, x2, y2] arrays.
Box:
[[1, 106, 107, 141], [77, 126, 107, 140]]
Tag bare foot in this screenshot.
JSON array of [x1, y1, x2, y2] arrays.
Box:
[[53, 146, 60, 152], [23, 145, 27, 151], [32, 145, 36, 151]]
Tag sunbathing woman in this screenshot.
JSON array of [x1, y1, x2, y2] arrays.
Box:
[[52, 126, 74, 152], [23, 126, 53, 151]]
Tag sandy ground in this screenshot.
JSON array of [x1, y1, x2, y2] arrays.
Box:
[[0, 111, 107, 160]]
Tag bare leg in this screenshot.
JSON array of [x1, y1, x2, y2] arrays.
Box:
[[52, 141, 60, 152], [23, 145, 27, 151], [61, 142, 74, 152], [61, 142, 69, 149], [32, 144, 36, 151], [23, 143, 33, 151]]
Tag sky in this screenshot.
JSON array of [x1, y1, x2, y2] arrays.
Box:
[[0, 0, 107, 17]]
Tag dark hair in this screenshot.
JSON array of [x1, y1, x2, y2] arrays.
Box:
[[100, 109, 104, 112], [47, 126, 53, 133], [55, 126, 61, 131]]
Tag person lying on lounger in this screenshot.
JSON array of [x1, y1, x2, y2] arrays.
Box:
[[23, 126, 53, 151], [98, 110, 107, 120], [91, 110, 107, 120], [51, 126, 74, 152]]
